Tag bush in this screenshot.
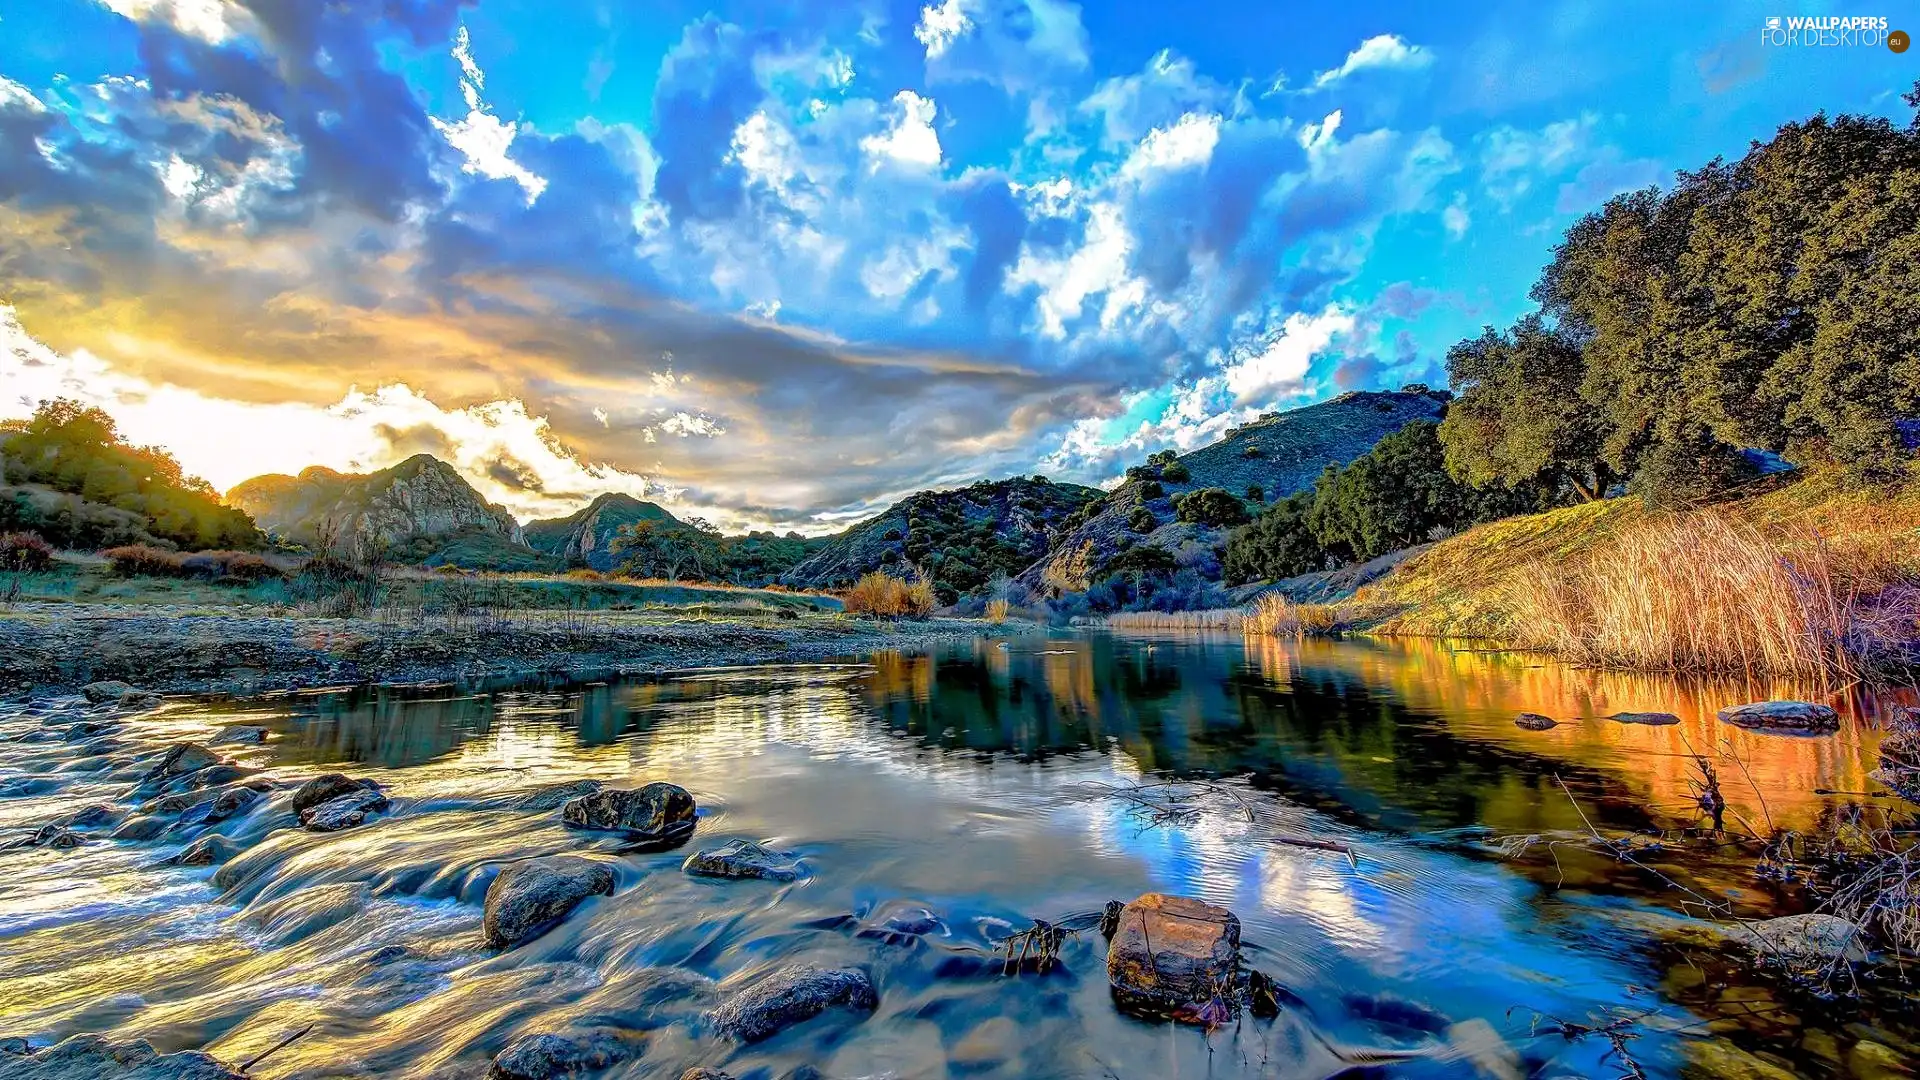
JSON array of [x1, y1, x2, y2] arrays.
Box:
[[1126, 506, 1158, 533], [1161, 462, 1191, 483], [178, 550, 282, 582], [1223, 493, 1325, 584], [1172, 488, 1251, 528], [564, 568, 605, 581], [0, 531, 54, 573], [843, 571, 937, 618], [1240, 444, 1264, 459], [1245, 485, 1264, 502], [1136, 481, 1164, 501], [103, 544, 184, 577]]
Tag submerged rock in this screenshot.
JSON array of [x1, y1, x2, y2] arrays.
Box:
[[707, 966, 878, 1042], [138, 744, 223, 785], [489, 1030, 640, 1080], [0, 1033, 243, 1080], [1106, 893, 1242, 1018], [209, 725, 268, 746], [0, 777, 55, 799], [1605, 711, 1681, 727], [47, 804, 120, 830], [290, 773, 382, 815], [684, 839, 803, 882], [512, 779, 603, 812], [1514, 713, 1558, 731], [112, 814, 171, 842], [300, 788, 390, 832], [561, 782, 696, 840], [482, 855, 616, 950], [679, 1070, 735, 1080], [168, 834, 242, 867], [1741, 913, 1869, 964], [1718, 700, 1840, 733], [1, 824, 85, 852]]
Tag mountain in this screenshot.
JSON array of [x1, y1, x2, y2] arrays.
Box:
[[1019, 390, 1450, 595], [783, 476, 1101, 599], [523, 493, 681, 571], [227, 454, 527, 561]]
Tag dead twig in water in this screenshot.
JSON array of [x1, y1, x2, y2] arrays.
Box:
[[240, 1023, 315, 1073]]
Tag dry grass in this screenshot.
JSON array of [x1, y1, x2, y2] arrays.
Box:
[[843, 571, 937, 618], [1245, 593, 1356, 637], [1105, 608, 1245, 630], [985, 598, 1012, 624]]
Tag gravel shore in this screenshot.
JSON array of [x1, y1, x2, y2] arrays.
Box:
[[0, 605, 1014, 698]]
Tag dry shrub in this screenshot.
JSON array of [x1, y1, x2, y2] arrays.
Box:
[[1106, 608, 1244, 630], [1496, 510, 1916, 681], [985, 598, 1012, 624], [1244, 594, 1346, 637], [564, 568, 606, 581], [103, 544, 184, 577], [844, 571, 937, 619], [0, 532, 55, 573]]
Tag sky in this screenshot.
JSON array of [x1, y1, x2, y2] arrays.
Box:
[[0, 0, 1905, 532]]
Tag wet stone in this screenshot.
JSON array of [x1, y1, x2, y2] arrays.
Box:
[[1742, 913, 1869, 964], [1718, 700, 1841, 733], [1106, 893, 1242, 1019], [79, 681, 135, 704], [168, 834, 242, 867], [482, 855, 616, 950], [0, 777, 54, 799], [1606, 711, 1681, 727], [679, 1070, 735, 1080], [1514, 712, 1558, 731], [291, 773, 381, 816], [707, 965, 879, 1042], [561, 782, 695, 840], [684, 839, 803, 882], [138, 743, 222, 784], [209, 725, 267, 746], [488, 1030, 640, 1080], [112, 814, 171, 842], [512, 779, 603, 812], [48, 804, 120, 830], [0, 1033, 244, 1080], [300, 788, 390, 832]]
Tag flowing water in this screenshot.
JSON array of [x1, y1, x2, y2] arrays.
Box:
[[1, 632, 1916, 1079]]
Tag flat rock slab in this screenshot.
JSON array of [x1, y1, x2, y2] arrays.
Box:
[[1605, 711, 1681, 727], [300, 788, 390, 832], [1741, 913, 1868, 964], [708, 965, 878, 1042], [1514, 713, 1558, 731], [684, 839, 803, 882], [489, 1030, 640, 1080], [562, 782, 696, 841], [1106, 893, 1241, 1018], [483, 855, 616, 950], [1718, 700, 1840, 733], [210, 726, 268, 746]]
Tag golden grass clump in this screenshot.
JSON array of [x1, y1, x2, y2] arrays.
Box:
[[985, 597, 1012, 624], [1244, 593, 1348, 637], [1105, 608, 1245, 630], [1494, 510, 1915, 682], [843, 571, 937, 618]]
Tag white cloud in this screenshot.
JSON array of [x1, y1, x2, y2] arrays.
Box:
[[1223, 305, 1355, 404], [592, 407, 610, 427], [914, 0, 973, 60], [1443, 192, 1470, 239], [429, 26, 548, 204], [1480, 113, 1596, 206], [1312, 34, 1432, 89], [1006, 201, 1146, 339], [97, 0, 241, 43], [860, 226, 967, 302], [0, 75, 45, 113], [1120, 112, 1220, 179], [860, 90, 942, 170], [658, 412, 726, 438], [729, 111, 803, 194]]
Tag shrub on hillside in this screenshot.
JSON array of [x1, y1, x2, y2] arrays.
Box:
[[103, 544, 184, 578], [1160, 462, 1191, 483], [1126, 506, 1158, 533], [1172, 488, 1251, 528], [843, 571, 937, 618], [104, 544, 284, 582], [0, 531, 54, 573]]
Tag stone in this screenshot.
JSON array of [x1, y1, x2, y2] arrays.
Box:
[[138, 743, 222, 784], [1514, 713, 1558, 731], [290, 773, 381, 815], [1718, 700, 1841, 733], [0, 1034, 243, 1080], [1605, 712, 1681, 727], [707, 966, 878, 1042], [1105, 893, 1241, 1018], [112, 814, 171, 841], [488, 1030, 640, 1080], [0, 1037, 25, 1056], [169, 834, 243, 867], [80, 681, 136, 704], [1740, 914, 1869, 964], [59, 720, 117, 742], [561, 782, 696, 840], [48, 804, 120, 830], [679, 1071, 736, 1080], [482, 855, 616, 950], [684, 840, 803, 882], [1684, 1039, 1800, 1080], [210, 726, 268, 746], [512, 779, 603, 812], [1848, 1039, 1913, 1080], [300, 788, 390, 832], [1878, 732, 1920, 802], [0, 777, 54, 798], [1, 824, 85, 852]]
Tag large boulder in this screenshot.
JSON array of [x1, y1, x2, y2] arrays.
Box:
[[290, 773, 381, 815], [1717, 700, 1840, 733], [1106, 893, 1242, 1018], [707, 966, 878, 1042], [684, 840, 803, 882], [489, 1030, 640, 1080], [0, 1034, 243, 1080], [561, 782, 695, 840], [300, 788, 390, 832], [482, 856, 616, 950]]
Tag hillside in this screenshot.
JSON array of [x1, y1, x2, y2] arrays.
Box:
[[227, 454, 526, 558], [783, 476, 1101, 600], [1021, 390, 1449, 595], [524, 493, 681, 571]]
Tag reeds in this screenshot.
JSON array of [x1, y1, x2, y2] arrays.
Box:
[[985, 597, 1012, 624], [842, 571, 937, 619], [1104, 608, 1245, 630], [1244, 593, 1348, 637]]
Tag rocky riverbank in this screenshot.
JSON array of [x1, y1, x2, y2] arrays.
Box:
[[0, 605, 1014, 698]]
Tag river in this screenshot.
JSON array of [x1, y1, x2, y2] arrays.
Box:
[[1, 631, 1914, 1078]]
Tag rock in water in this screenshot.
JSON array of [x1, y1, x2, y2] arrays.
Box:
[[139, 743, 222, 783], [0, 1034, 244, 1079], [684, 839, 803, 882], [290, 773, 381, 815], [79, 681, 135, 704], [561, 782, 696, 839], [300, 788, 390, 832], [1106, 893, 1241, 1018], [707, 966, 878, 1042], [1717, 700, 1841, 733], [1742, 914, 1869, 964], [1605, 711, 1681, 727], [210, 726, 268, 746], [512, 779, 603, 812], [168, 834, 242, 867], [489, 1030, 640, 1080], [1514, 713, 1558, 731], [482, 856, 616, 950], [679, 1070, 736, 1080]]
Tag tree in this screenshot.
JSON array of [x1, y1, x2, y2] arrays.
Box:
[[1439, 316, 1614, 501], [1171, 487, 1250, 528], [1223, 493, 1326, 583], [612, 520, 719, 582]]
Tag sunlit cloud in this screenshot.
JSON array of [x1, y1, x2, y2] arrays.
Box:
[[431, 26, 548, 204]]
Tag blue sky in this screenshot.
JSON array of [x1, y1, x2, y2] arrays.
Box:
[[0, 0, 1905, 530]]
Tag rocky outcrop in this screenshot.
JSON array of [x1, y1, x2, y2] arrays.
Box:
[[489, 1030, 640, 1080], [482, 856, 616, 950], [0, 1034, 243, 1080], [1105, 893, 1242, 1019], [523, 493, 680, 572], [707, 966, 878, 1042], [300, 788, 389, 832], [291, 774, 381, 816], [1718, 700, 1841, 733], [227, 454, 525, 554], [683, 840, 803, 882], [561, 783, 695, 841]]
